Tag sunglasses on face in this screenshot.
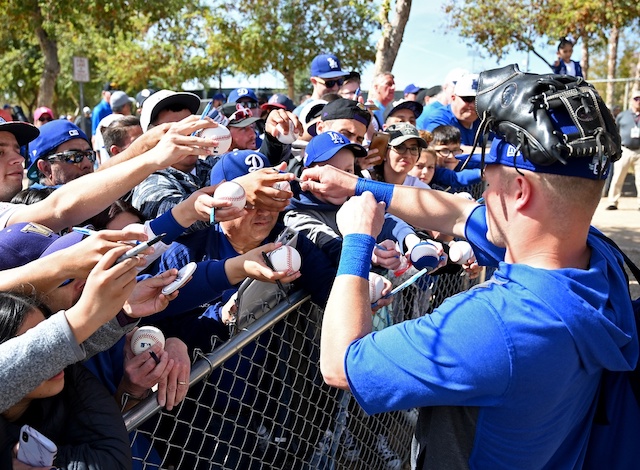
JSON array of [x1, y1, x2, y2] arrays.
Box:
[[38, 116, 53, 122], [459, 96, 475, 104], [391, 144, 421, 156], [317, 77, 345, 88], [47, 149, 96, 164], [634, 97, 640, 102], [239, 101, 259, 109]]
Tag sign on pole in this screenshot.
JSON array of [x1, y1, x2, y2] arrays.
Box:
[[73, 57, 90, 83]]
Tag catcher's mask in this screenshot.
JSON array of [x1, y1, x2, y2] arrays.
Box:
[[462, 64, 621, 179]]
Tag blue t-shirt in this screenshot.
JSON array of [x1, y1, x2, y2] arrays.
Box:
[[92, 99, 112, 135], [421, 104, 479, 146], [416, 101, 444, 131], [344, 205, 637, 469]]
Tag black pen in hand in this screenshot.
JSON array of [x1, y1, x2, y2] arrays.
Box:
[[115, 233, 166, 264], [261, 251, 286, 294]]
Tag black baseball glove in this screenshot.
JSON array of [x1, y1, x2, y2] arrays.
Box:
[[474, 64, 620, 168]]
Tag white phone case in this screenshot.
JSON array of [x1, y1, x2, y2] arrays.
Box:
[[17, 424, 57, 467]]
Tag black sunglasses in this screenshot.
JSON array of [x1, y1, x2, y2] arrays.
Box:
[[459, 96, 475, 103], [38, 116, 53, 122], [47, 149, 97, 164], [317, 77, 345, 88]]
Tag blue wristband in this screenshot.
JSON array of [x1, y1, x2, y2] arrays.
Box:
[[355, 178, 394, 208], [337, 233, 375, 280]]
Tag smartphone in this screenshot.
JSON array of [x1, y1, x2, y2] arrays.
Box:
[[368, 131, 390, 165], [161, 262, 197, 295], [115, 233, 166, 264], [371, 268, 429, 308], [364, 102, 379, 111], [17, 425, 57, 467]]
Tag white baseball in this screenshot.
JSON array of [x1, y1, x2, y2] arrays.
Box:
[[268, 245, 302, 274], [449, 241, 475, 265], [368, 272, 386, 303], [410, 242, 440, 270], [131, 326, 165, 355], [200, 124, 232, 154], [214, 181, 246, 210], [275, 120, 299, 145]]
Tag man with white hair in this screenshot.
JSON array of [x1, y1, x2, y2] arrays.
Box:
[[420, 73, 480, 153], [416, 68, 469, 130]]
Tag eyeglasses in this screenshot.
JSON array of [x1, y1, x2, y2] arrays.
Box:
[[434, 147, 463, 158], [238, 101, 259, 109], [634, 97, 640, 102], [391, 144, 421, 156], [316, 77, 345, 88], [38, 116, 53, 122], [458, 96, 475, 103], [47, 149, 97, 164]]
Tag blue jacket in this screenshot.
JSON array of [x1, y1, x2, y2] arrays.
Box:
[[552, 60, 583, 78]]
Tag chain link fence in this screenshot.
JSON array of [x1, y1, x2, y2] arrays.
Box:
[[124, 267, 481, 469], [123, 183, 485, 469]]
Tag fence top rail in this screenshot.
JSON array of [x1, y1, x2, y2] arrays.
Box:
[[123, 290, 310, 431]]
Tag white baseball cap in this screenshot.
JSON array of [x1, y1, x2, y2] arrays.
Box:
[[454, 74, 480, 97], [139, 89, 201, 132]]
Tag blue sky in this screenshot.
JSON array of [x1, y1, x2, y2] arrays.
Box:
[[218, 1, 561, 92]]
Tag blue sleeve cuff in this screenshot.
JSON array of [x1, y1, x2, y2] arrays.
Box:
[[149, 210, 186, 244], [337, 233, 375, 280]]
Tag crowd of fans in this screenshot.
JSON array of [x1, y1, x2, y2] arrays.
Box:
[[0, 46, 635, 470]]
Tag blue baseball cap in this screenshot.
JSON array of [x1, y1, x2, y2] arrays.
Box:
[[227, 88, 258, 103], [403, 84, 422, 95], [485, 137, 611, 180], [310, 54, 347, 79], [261, 93, 295, 112], [27, 120, 90, 180], [304, 131, 367, 167], [0, 222, 84, 270], [212, 92, 226, 101], [210, 150, 270, 185]]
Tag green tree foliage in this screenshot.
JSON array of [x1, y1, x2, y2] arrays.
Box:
[[0, 0, 193, 116], [443, 0, 640, 84], [0, 0, 379, 117], [202, 0, 379, 98]]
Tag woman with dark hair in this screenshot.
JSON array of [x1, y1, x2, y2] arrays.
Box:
[[0, 292, 132, 470]]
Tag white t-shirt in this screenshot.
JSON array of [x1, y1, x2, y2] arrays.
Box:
[[403, 175, 431, 189], [0, 202, 21, 229]]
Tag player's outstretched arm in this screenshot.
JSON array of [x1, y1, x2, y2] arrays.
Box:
[[301, 165, 477, 239]]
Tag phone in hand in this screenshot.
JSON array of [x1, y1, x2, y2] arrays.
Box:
[[17, 425, 57, 467], [368, 131, 390, 166]]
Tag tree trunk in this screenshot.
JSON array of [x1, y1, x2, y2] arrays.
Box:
[[581, 37, 589, 80], [634, 51, 640, 94], [286, 71, 295, 103], [605, 25, 619, 108], [373, 0, 412, 76], [33, 8, 60, 110]]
